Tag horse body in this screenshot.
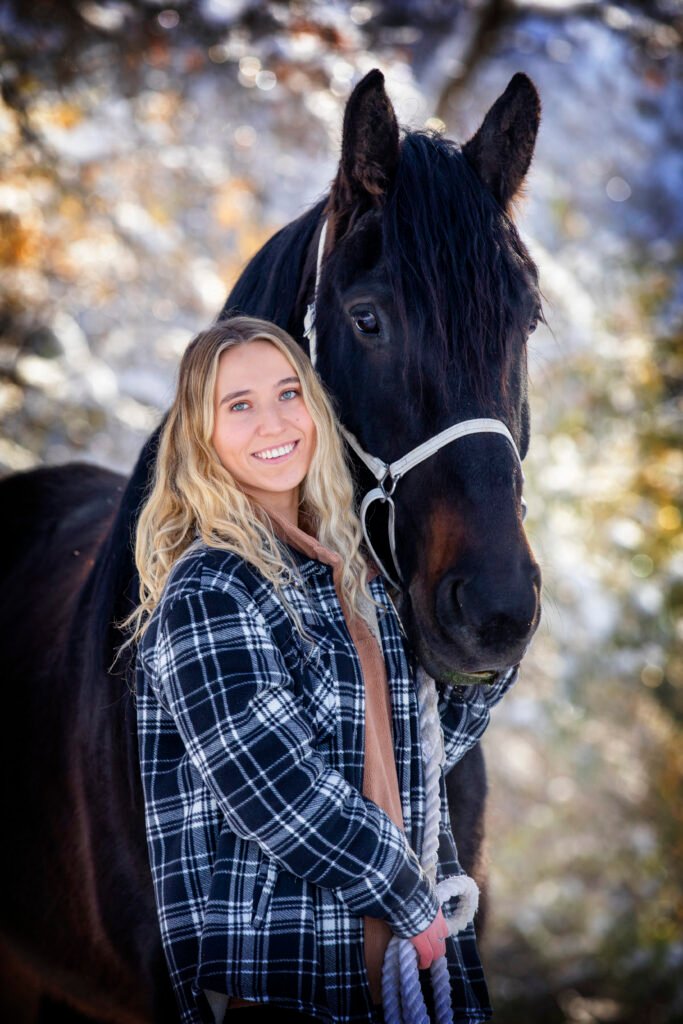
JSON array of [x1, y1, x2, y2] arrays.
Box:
[[1, 463, 177, 1022], [1, 71, 542, 1022]]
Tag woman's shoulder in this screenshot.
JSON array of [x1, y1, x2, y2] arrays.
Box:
[[136, 545, 248, 652], [139, 541, 303, 666], [161, 540, 264, 609]]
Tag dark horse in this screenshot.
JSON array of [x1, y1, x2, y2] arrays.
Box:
[[0, 71, 542, 1023]]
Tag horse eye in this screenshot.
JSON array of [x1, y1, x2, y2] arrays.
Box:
[[352, 307, 380, 335], [528, 307, 542, 335]]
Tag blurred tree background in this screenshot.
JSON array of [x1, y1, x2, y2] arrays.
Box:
[[0, 0, 681, 1022]]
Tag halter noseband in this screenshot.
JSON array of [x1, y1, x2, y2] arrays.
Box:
[[303, 219, 526, 590]]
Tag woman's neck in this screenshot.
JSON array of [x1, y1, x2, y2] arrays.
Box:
[[246, 490, 300, 529]]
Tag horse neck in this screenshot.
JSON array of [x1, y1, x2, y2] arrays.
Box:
[[221, 199, 325, 336]]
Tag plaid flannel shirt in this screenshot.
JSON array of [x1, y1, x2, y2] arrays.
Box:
[[135, 538, 518, 1024]]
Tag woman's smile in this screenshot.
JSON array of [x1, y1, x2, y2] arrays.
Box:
[[251, 439, 299, 462]]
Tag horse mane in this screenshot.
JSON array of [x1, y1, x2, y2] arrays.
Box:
[[219, 198, 326, 334], [217, 132, 531, 408], [385, 130, 530, 405]]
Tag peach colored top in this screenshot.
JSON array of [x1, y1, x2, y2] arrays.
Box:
[[227, 509, 403, 1009]]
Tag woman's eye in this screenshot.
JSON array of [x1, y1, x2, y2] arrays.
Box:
[[351, 307, 380, 335], [230, 401, 250, 412], [280, 388, 299, 401]]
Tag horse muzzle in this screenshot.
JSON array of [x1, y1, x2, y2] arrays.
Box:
[[408, 558, 542, 684]]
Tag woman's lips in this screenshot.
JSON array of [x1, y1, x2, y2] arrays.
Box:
[[251, 439, 299, 463]]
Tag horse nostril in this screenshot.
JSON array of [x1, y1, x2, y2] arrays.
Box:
[[435, 564, 541, 649], [435, 571, 466, 638]]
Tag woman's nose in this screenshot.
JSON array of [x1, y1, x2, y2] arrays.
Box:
[[256, 403, 287, 435]]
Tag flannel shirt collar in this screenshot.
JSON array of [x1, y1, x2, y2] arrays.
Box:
[[264, 506, 380, 583]]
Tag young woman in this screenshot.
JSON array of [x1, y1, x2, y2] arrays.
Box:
[[123, 316, 518, 1024]]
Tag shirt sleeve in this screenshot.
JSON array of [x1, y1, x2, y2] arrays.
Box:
[[438, 667, 520, 774], [154, 585, 440, 939]]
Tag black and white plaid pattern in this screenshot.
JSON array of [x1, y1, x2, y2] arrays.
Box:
[[135, 541, 517, 1023]]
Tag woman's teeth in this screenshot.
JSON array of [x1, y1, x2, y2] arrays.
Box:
[[252, 441, 297, 460]]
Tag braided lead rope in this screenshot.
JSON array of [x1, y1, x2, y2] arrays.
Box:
[[381, 938, 402, 1024], [380, 667, 480, 1024], [399, 940, 431, 1024], [429, 956, 453, 1024], [416, 668, 443, 885]]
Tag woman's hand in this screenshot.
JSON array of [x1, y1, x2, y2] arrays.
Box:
[[408, 907, 450, 969]]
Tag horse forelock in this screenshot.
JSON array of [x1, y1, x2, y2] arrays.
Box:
[[383, 130, 537, 408]]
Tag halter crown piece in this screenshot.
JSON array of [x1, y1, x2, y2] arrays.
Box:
[[303, 218, 527, 591], [304, 218, 524, 1021]]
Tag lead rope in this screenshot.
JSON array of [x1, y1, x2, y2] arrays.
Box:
[[381, 666, 480, 1024]]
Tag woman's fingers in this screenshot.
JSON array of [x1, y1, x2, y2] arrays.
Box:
[[407, 932, 431, 969], [426, 926, 449, 962], [412, 936, 446, 970], [429, 928, 449, 958], [408, 908, 450, 969]]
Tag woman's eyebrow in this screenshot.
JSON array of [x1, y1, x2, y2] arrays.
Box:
[[219, 388, 251, 405], [219, 376, 300, 405]]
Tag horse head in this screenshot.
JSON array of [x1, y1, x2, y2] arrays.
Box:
[[299, 70, 543, 683]]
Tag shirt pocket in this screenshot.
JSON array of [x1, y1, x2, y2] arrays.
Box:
[[288, 623, 342, 745], [251, 853, 279, 928]]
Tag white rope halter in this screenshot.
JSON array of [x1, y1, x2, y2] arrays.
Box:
[[302, 218, 328, 369], [303, 218, 527, 590]]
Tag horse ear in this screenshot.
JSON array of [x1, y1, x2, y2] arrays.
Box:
[[462, 73, 541, 210], [326, 69, 400, 241]]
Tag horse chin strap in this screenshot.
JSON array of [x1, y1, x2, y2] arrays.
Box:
[[303, 218, 527, 591]]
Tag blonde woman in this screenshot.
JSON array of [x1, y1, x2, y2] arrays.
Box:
[[125, 316, 510, 1024]]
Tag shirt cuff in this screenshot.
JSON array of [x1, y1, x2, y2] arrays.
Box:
[[382, 859, 442, 938], [331, 827, 440, 938]]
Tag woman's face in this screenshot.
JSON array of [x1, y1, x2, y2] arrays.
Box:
[[211, 340, 316, 521]]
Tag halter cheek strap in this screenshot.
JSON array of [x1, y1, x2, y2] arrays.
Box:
[[303, 219, 328, 368], [303, 217, 527, 590]]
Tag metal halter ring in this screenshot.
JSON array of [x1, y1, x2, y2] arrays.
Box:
[[381, 470, 399, 497]]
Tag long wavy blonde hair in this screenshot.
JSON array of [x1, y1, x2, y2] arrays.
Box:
[[117, 315, 378, 654]]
